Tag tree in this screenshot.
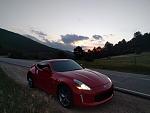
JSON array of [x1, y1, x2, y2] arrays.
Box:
[[74, 46, 84, 59], [104, 42, 113, 50], [133, 31, 143, 54], [113, 39, 127, 55], [134, 31, 142, 38], [96, 46, 102, 52], [74, 31, 150, 60], [83, 49, 94, 61], [103, 42, 113, 57]]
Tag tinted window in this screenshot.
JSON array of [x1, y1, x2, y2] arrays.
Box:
[[37, 63, 49, 69], [51, 60, 83, 72]]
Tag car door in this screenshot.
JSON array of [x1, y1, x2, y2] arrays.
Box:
[[36, 63, 54, 94]]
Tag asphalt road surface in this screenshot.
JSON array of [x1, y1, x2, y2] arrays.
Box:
[[0, 57, 150, 96]]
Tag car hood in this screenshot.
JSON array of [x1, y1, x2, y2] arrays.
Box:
[[57, 69, 111, 88]]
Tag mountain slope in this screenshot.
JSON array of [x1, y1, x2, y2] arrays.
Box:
[[0, 28, 72, 59]]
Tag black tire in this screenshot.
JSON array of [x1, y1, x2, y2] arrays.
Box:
[[58, 85, 72, 108], [27, 76, 34, 88]]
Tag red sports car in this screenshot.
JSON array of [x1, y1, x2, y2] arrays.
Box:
[[27, 59, 113, 107]]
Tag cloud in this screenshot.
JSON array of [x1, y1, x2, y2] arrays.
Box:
[[24, 34, 42, 42], [103, 34, 114, 38], [25, 34, 74, 51], [30, 29, 47, 39], [61, 34, 89, 44], [92, 35, 103, 40], [44, 39, 75, 51]]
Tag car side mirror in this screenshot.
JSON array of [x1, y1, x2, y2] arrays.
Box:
[[42, 67, 52, 73], [80, 64, 85, 69]]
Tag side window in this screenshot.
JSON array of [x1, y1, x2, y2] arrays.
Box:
[[42, 64, 50, 70], [37, 63, 46, 69], [37, 63, 51, 70]]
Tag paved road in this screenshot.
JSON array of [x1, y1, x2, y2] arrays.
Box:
[[0, 57, 150, 96], [93, 69, 150, 95]]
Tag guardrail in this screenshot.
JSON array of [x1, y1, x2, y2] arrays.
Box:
[[0, 60, 150, 100]]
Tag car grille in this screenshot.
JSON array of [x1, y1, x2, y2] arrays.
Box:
[[95, 88, 113, 102]]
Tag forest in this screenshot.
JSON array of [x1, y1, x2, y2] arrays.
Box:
[[74, 31, 150, 60]]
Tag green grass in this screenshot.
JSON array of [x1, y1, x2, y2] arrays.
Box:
[[77, 52, 150, 75], [0, 67, 63, 113]]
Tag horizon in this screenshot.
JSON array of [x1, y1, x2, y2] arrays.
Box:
[[0, 0, 150, 51]]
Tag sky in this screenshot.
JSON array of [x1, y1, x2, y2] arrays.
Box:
[[0, 0, 150, 51]]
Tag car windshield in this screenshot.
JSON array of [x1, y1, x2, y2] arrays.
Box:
[[51, 60, 83, 72]]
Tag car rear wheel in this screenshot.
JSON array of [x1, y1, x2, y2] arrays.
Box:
[[58, 85, 72, 108], [27, 77, 34, 88]]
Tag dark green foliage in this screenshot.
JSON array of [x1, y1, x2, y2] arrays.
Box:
[[74, 46, 84, 59], [83, 53, 94, 61], [74, 31, 150, 60]]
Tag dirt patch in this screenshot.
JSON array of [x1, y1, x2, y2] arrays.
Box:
[[0, 63, 150, 113]]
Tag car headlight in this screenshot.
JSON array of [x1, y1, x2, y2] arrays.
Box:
[[74, 79, 91, 90], [107, 77, 112, 83]]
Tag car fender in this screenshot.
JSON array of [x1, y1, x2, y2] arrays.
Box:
[[57, 77, 74, 93]]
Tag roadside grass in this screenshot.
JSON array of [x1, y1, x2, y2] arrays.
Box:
[[0, 67, 63, 113], [77, 52, 150, 75]]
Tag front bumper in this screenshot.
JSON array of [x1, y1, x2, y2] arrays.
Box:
[[73, 83, 114, 107]]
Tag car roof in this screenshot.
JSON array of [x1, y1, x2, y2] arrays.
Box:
[[38, 59, 72, 64]]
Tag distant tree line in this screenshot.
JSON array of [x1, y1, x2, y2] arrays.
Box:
[[74, 31, 150, 61]]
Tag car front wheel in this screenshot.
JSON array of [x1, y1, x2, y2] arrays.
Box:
[[58, 85, 72, 108]]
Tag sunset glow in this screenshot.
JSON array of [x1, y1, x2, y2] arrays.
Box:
[[0, 0, 150, 51]]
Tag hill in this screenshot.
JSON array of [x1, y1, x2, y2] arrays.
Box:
[[0, 28, 72, 59]]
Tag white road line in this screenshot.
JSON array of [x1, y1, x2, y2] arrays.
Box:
[[101, 72, 150, 81], [115, 87, 150, 99]]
